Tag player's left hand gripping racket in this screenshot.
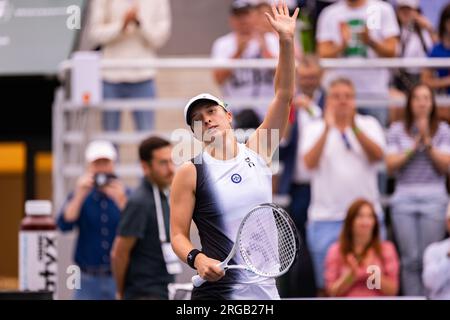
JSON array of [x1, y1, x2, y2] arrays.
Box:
[[192, 203, 299, 287]]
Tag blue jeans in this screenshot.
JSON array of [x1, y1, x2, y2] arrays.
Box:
[[307, 215, 386, 290], [103, 79, 155, 131], [390, 192, 448, 296], [306, 220, 343, 290], [73, 272, 116, 300]]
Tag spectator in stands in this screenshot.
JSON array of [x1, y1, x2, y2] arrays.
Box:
[[57, 140, 129, 300], [111, 136, 178, 300], [422, 3, 450, 95], [422, 204, 450, 300], [301, 77, 386, 294], [211, 0, 279, 123], [393, 0, 436, 92], [89, 0, 172, 131], [386, 83, 450, 296], [301, 78, 385, 288], [325, 199, 399, 297], [316, 0, 400, 126]]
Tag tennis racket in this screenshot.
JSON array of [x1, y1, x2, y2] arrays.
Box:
[[192, 203, 299, 287]]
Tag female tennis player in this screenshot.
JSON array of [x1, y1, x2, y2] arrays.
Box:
[[170, 1, 298, 300]]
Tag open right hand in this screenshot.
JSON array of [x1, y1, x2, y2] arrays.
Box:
[[194, 253, 225, 282], [264, 1, 299, 40]]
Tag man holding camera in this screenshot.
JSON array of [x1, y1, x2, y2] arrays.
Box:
[[57, 140, 128, 300]]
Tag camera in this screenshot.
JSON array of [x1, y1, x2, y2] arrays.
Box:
[[93, 173, 117, 188]]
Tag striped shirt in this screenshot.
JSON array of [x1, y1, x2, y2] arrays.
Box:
[[387, 121, 450, 191]]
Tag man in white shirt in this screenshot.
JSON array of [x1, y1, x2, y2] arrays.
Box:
[[211, 0, 280, 122], [423, 204, 450, 300], [316, 0, 400, 126], [301, 77, 386, 292], [89, 0, 171, 132]]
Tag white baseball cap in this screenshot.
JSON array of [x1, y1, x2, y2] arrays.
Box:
[[230, 0, 255, 13], [396, 0, 419, 9], [253, 0, 271, 6], [184, 93, 228, 126], [85, 140, 117, 163]]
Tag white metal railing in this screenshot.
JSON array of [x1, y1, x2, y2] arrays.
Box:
[[59, 57, 450, 73], [61, 96, 450, 112]]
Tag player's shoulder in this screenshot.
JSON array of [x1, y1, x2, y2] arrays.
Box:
[[173, 161, 196, 188], [177, 160, 196, 176], [243, 142, 271, 169]]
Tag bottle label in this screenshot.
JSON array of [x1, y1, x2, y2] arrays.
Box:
[[19, 231, 57, 293]]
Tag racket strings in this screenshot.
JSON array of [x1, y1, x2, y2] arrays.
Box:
[[239, 207, 296, 276], [275, 213, 296, 270]]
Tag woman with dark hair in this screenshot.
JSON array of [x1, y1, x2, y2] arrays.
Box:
[[324, 199, 399, 297], [422, 3, 450, 94], [386, 84, 450, 296]]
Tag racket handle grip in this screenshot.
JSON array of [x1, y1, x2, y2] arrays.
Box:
[[192, 275, 207, 287]]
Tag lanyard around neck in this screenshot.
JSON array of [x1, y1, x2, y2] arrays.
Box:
[[152, 183, 167, 243]]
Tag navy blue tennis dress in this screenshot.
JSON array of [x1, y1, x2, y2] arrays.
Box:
[[190, 143, 280, 300]]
